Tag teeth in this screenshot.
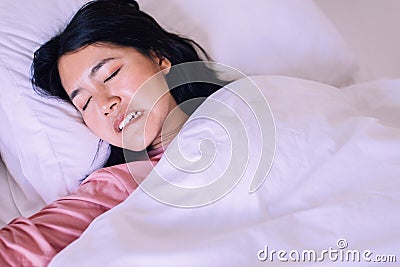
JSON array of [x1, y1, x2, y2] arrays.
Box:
[[118, 111, 142, 131]]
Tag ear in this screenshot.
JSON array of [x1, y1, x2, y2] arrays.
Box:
[[158, 57, 171, 75], [150, 50, 171, 75]]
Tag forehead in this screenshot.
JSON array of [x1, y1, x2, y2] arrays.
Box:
[[57, 44, 141, 91], [59, 43, 127, 68]]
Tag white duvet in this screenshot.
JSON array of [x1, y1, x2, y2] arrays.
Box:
[[50, 76, 400, 266]]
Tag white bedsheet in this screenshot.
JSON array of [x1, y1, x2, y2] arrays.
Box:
[[50, 76, 400, 266]]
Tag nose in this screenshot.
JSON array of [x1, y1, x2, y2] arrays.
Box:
[[101, 95, 121, 116]]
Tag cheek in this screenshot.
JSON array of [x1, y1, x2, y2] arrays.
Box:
[[144, 109, 164, 137], [125, 73, 170, 107], [82, 113, 97, 130], [143, 100, 172, 143], [83, 115, 111, 140], [121, 112, 160, 151]]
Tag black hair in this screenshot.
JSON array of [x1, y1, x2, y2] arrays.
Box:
[[31, 0, 229, 167]]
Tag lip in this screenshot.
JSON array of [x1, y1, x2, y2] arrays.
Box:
[[113, 114, 125, 133], [113, 110, 144, 133]]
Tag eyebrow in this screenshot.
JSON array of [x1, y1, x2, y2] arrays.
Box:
[[90, 57, 116, 77], [69, 57, 117, 101], [70, 89, 80, 101]]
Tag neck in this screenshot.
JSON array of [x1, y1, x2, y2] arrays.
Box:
[[149, 107, 188, 150]]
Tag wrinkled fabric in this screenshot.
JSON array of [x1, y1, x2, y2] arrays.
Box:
[[0, 148, 163, 267], [50, 76, 400, 267]]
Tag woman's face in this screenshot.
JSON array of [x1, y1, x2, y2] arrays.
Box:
[[58, 43, 182, 151]]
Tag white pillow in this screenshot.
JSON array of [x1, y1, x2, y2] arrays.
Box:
[[0, 0, 109, 224], [0, 157, 24, 226], [137, 0, 358, 87]]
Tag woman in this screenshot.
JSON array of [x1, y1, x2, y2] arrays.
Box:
[[0, 0, 227, 265]]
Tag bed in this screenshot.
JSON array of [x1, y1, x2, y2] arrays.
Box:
[[0, 0, 399, 266]]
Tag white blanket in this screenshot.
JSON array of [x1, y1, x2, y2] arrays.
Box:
[[50, 76, 400, 266]]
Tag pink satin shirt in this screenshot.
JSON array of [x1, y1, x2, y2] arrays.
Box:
[[0, 148, 163, 266]]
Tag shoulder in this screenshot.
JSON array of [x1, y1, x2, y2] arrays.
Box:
[[83, 160, 157, 194], [94, 163, 132, 179], [82, 163, 138, 195]]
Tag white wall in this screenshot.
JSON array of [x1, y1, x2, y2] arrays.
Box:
[[316, 0, 400, 81]]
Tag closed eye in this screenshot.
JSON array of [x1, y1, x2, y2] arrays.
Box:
[[104, 68, 121, 83], [82, 96, 92, 111]]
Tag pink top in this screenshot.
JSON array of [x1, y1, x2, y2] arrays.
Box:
[[0, 148, 163, 266]]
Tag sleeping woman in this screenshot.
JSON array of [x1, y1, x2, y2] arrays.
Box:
[[0, 0, 227, 265]]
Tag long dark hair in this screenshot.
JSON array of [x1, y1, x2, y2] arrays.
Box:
[[31, 0, 228, 167]]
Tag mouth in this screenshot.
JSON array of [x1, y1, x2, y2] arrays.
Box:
[[114, 110, 143, 132]]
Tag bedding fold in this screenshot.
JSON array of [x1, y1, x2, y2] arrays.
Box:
[[50, 76, 400, 266]]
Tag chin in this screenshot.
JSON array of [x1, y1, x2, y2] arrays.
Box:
[[120, 131, 148, 152]]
